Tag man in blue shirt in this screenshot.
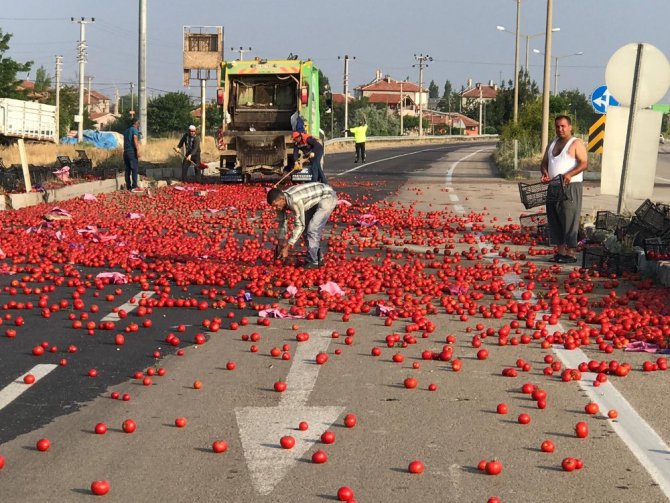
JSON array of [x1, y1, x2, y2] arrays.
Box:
[[123, 118, 142, 191]]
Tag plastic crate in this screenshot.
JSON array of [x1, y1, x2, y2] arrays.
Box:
[[657, 203, 670, 219], [582, 246, 638, 275], [643, 237, 670, 261], [537, 222, 551, 244], [624, 217, 660, 246], [519, 212, 548, 231], [0, 168, 20, 193], [518, 175, 565, 210], [595, 211, 628, 232], [634, 199, 670, 234]]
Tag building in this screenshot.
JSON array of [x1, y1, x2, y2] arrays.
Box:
[[354, 70, 424, 115], [422, 110, 480, 135], [460, 82, 498, 109]]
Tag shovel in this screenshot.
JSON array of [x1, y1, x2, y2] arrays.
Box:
[[273, 155, 309, 188]]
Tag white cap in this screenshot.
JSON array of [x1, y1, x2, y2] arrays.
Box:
[[188, 125, 196, 131]]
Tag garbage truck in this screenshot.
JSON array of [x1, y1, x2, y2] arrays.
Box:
[[217, 58, 321, 182], [0, 98, 57, 144]]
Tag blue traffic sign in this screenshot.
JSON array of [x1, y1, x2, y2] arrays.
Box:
[[591, 85, 619, 114]]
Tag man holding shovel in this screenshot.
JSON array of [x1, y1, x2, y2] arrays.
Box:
[[176, 125, 202, 182]]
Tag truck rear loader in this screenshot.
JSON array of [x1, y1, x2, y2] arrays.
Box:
[[217, 58, 321, 182], [0, 98, 57, 144]]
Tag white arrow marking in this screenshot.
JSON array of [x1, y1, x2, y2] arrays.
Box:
[[100, 291, 156, 321], [235, 329, 344, 496], [0, 364, 58, 412]]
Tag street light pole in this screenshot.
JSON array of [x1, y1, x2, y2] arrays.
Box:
[[513, 0, 520, 123], [540, 0, 553, 153], [338, 55, 355, 136], [399, 80, 404, 136], [414, 53, 432, 136]]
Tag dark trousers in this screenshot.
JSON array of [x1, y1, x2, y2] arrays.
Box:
[[355, 142, 366, 162], [123, 151, 139, 190], [181, 156, 202, 182], [309, 152, 327, 184], [547, 182, 582, 248]]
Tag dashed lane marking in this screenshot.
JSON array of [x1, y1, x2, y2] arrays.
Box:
[[0, 364, 58, 412], [100, 291, 156, 322], [334, 146, 460, 177]]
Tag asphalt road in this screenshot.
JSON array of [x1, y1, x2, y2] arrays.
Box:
[[1, 140, 669, 503]]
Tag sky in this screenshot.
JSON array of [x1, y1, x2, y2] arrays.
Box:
[[2, 0, 669, 105]]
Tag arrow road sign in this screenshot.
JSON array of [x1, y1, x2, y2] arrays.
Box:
[[235, 329, 344, 496], [591, 85, 619, 114]]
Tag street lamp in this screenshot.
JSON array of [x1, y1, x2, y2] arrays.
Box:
[[533, 49, 583, 95], [497, 25, 560, 73]]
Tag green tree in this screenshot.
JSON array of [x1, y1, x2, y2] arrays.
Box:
[[351, 105, 399, 137], [428, 80, 439, 99], [34, 66, 51, 94], [0, 29, 32, 99], [146, 92, 194, 136]]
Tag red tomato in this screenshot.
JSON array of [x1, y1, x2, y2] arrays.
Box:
[[344, 414, 357, 428], [337, 487, 355, 501], [321, 431, 336, 444], [403, 377, 418, 389], [212, 440, 228, 453], [298, 421, 309, 431], [274, 381, 287, 393], [94, 423, 107, 435], [175, 417, 187, 428], [575, 421, 588, 438], [485, 460, 503, 475], [584, 402, 599, 415], [608, 409, 618, 419], [312, 450, 328, 464], [476, 349, 489, 360], [280, 436, 295, 449], [90, 480, 110, 496], [193, 380, 203, 390], [0, 454, 5, 470], [408, 460, 424, 474], [23, 374, 36, 385], [122, 419, 137, 434], [518, 413, 531, 425], [540, 439, 555, 453], [496, 403, 508, 415], [561, 457, 577, 472], [226, 361, 236, 371], [36, 438, 51, 452]]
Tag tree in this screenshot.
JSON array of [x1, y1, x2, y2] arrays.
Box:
[[34, 66, 51, 94], [352, 105, 399, 137], [45, 85, 93, 138], [146, 92, 194, 136], [442, 80, 453, 98], [428, 80, 439, 99], [0, 29, 32, 99]]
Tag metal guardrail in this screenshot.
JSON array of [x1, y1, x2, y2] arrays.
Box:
[[324, 134, 499, 146]]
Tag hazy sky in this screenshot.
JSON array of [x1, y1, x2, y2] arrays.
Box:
[[3, 1, 669, 104]]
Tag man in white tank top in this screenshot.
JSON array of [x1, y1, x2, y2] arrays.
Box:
[[540, 115, 588, 263]]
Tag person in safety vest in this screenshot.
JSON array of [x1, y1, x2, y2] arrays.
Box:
[[343, 118, 368, 163]]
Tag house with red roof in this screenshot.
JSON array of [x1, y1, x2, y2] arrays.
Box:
[[354, 70, 424, 115]]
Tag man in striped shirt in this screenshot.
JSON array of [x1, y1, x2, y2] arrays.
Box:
[[267, 182, 337, 267]]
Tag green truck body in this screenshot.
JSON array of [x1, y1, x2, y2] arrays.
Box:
[[218, 58, 320, 180]]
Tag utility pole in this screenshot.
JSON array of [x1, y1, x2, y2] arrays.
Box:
[[399, 79, 404, 136], [138, 0, 147, 143], [540, 0, 554, 152], [72, 17, 94, 143], [513, 0, 520, 123], [338, 55, 355, 136], [477, 83, 483, 135], [54, 55, 62, 140], [200, 78, 206, 143], [231, 46, 252, 60], [414, 54, 432, 136], [115, 88, 120, 114]]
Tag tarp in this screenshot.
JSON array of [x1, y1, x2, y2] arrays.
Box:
[[60, 130, 119, 149]]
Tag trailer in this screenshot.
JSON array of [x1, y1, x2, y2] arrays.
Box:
[[0, 98, 57, 144], [217, 58, 321, 182]]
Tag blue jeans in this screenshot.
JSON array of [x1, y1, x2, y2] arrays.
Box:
[[305, 193, 336, 263], [123, 151, 139, 189]]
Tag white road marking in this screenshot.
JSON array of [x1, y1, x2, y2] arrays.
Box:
[[0, 364, 58, 411], [445, 148, 488, 186], [502, 272, 670, 498], [100, 291, 156, 321], [453, 205, 465, 214], [334, 146, 457, 176], [656, 176, 670, 183], [449, 194, 459, 202], [235, 329, 344, 495], [446, 148, 670, 499]]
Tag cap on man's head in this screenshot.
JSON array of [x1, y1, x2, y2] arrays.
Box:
[[188, 125, 196, 131]]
